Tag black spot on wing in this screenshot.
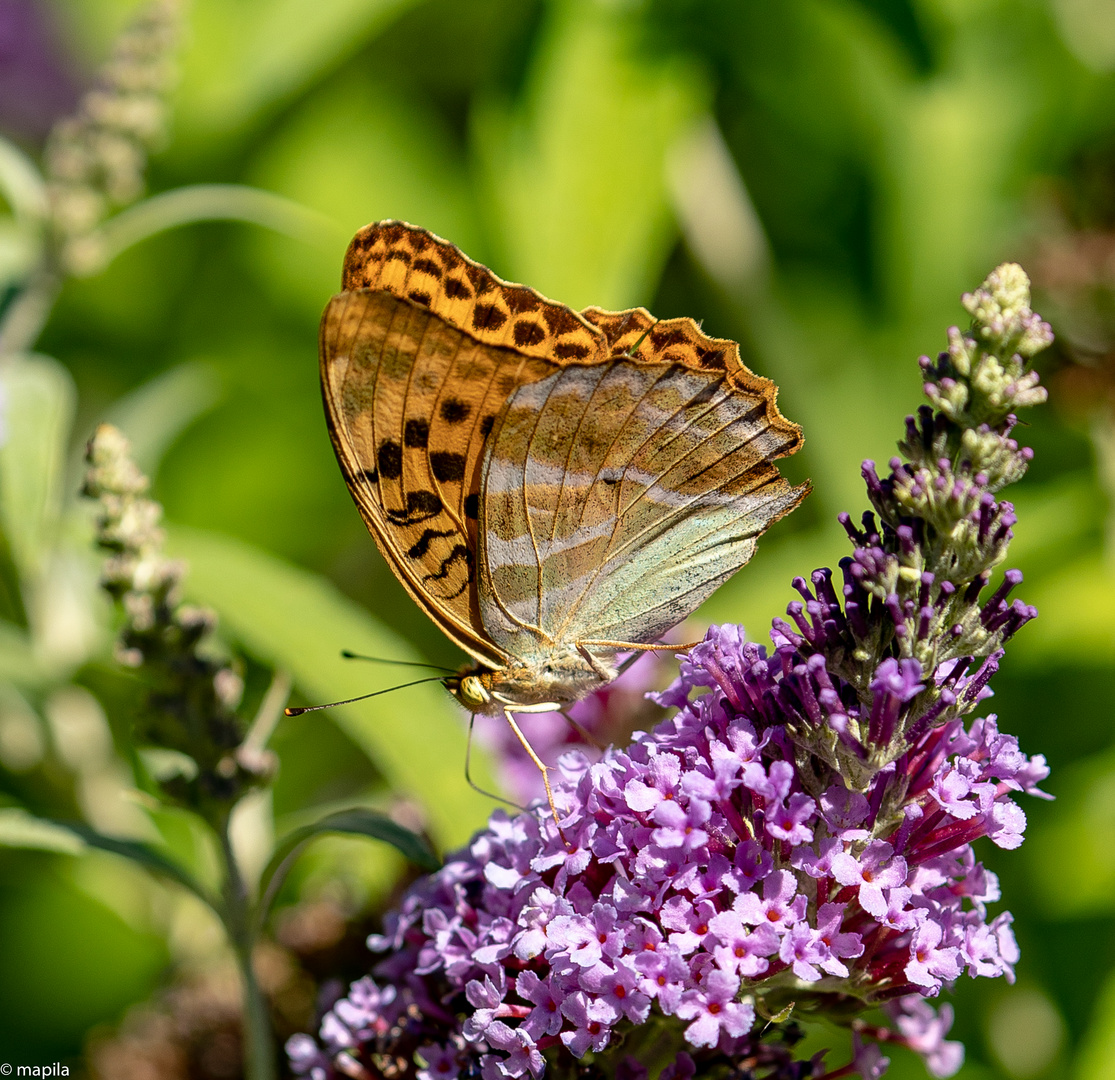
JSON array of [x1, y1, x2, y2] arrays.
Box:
[[466, 264, 495, 295], [505, 289, 541, 315], [386, 490, 442, 525], [422, 544, 472, 589], [431, 451, 467, 483], [412, 257, 443, 277], [444, 277, 472, 300], [513, 320, 546, 347], [480, 415, 496, 438], [360, 467, 378, 485], [473, 303, 507, 331], [440, 398, 471, 424], [542, 306, 582, 336], [377, 440, 402, 480], [650, 326, 688, 349], [464, 492, 479, 519], [553, 342, 590, 360], [408, 289, 432, 306], [408, 528, 456, 559], [404, 418, 429, 448]]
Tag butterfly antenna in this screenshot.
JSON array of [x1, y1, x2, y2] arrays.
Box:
[[464, 714, 525, 811], [284, 676, 445, 717], [340, 650, 456, 674]]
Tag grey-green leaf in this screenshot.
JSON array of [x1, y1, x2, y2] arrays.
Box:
[[256, 806, 438, 931], [0, 354, 76, 581]]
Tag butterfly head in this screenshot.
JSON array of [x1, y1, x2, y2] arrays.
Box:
[[443, 668, 494, 713]]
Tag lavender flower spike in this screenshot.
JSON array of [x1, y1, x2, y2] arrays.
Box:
[[290, 267, 1053, 1080]]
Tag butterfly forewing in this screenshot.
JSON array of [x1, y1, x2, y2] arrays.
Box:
[[341, 221, 607, 364], [322, 290, 525, 667]]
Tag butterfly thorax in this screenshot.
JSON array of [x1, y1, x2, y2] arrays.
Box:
[[444, 646, 618, 716]]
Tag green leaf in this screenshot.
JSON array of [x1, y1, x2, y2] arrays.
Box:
[[0, 134, 48, 223], [0, 807, 85, 854], [0, 808, 212, 906], [164, 524, 500, 847], [472, 0, 705, 310], [0, 136, 47, 293], [86, 184, 340, 275], [257, 806, 438, 926], [0, 354, 76, 581], [60, 821, 214, 905], [177, 0, 421, 141]]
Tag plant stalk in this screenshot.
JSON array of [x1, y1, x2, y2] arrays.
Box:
[[220, 816, 277, 1080]]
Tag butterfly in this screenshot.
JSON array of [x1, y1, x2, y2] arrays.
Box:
[[319, 220, 808, 812]]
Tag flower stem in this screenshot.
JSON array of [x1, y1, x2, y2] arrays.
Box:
[[220, 816, 277, 1080]]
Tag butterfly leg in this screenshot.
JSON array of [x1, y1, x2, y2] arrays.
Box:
[[503, 708, 572, 849], [576, 642, 615, 682], [464, 713, 525, 811], [581, 637, 704, 652]]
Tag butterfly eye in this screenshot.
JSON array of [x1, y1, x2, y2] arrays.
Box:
[[457, 675, 491, 711]]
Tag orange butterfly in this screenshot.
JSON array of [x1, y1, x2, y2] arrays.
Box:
[[317, 221, 808, 815]]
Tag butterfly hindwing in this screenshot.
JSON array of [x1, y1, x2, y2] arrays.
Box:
[[478, 359, 809, 658]]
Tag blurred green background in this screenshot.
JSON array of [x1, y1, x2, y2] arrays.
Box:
[[1, 0, 1115, 1076]]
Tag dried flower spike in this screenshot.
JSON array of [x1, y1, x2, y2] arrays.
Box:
[[84, 423, 273, 821], [44, 0, 184, 273]]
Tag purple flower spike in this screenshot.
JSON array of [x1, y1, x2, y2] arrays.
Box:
[[831, 841, 908, 918]]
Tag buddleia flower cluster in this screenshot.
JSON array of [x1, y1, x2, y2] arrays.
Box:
[[288, 265, 1052, 1080], [83, 424, 273, 822]]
